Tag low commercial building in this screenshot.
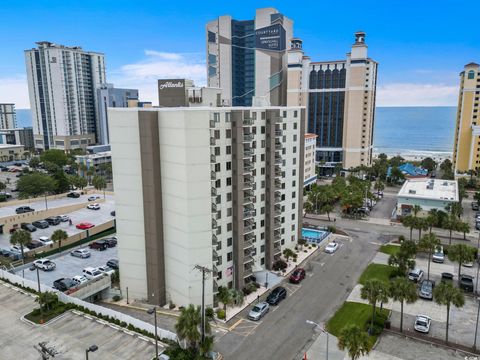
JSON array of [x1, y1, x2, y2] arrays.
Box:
[[75, 151, 111, 177], [0, 144, 25, 162], [304, 133, 317, 187], [0, 128, 34, 150], [396, 178, 458, 217], [109, 106, 305, 307]]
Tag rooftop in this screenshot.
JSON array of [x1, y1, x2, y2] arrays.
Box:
[[305, 133, 318, 139], [398, 178, 458, 202], [0, 144, 24, 149]]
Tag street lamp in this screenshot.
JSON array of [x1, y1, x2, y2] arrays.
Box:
[[85, 345, 98, 360], [306, 320, 329, 360], [147, 307, 159, 360], [474, 297, 480, 351]]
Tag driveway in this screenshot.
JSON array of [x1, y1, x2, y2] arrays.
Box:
[[369, 192, 397, 220]]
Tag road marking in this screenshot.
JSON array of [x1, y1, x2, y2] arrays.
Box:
[[369, 241, 383, 245], [228, 318, 243, 331]]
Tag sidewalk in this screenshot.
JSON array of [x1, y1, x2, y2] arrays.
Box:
[[301, 331, 345, 360]]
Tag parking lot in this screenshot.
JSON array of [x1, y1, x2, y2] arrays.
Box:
[[0, 194, 115, 249], [16, 239, 118, 288]]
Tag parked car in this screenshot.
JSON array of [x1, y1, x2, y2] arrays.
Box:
[[45, 216, 61, 225], [71, 248, 91, 258], [21, 222, 37, 232], [59, 215, 70, 222], [53, 278, 77, 292], [103, 237, 117, 247], [89, 240, 107, 251], [88, 195, 100, 201], [97, 265, 115, 276], [414, 315, 431, 333], [463, 260, 474, 267], [10, 244, 30, 253], [32, 220, 49, 229], [476, 222, 480, 231], [472, 202, 479, 210], [408, 268, 424, 283], [67, 192, 80, 198], [87, 203, 101, 210], [15, 206, 34, 214], [247, 302, 269, 321], [289, 268, 306, 284], [72, 275, 88, 286], [459, 274, 474, 292], [110, 210, 116, 216], [27, 240, 44, 249], [76, 222, 94, 230], [106, 259, 119, 269], [266, 286, 287, 305], [34, 259, 56, 271], [418, 280, 435, 300], [0, 191, 12, 198], [324, 242, 339, 254], [432, 246, 444, 263], [441, 272, 454, 284], [38, 236, 53, 246], [82, 267, 103, 280]]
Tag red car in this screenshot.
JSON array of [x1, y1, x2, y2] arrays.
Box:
[[289, 268, 306, 284], [76, 222, 94, 230]]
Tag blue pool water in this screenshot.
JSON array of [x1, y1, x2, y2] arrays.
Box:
[[302, 228, 329, 244]]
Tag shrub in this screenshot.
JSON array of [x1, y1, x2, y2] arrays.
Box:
[[311, 244, 317, 248], [127, 324, 135, 331], [216, 309, 226, 320], [120, 321, 127, 327], [272, 259, 288, 271], [242, 287, 252, 296], [327, 225, 336, 233], [304, 250, 308, 253], [112, 295, 121, 302], [205, 307, 215, 320], [399, 235, 406, 243], [254, 282, 261, 289]]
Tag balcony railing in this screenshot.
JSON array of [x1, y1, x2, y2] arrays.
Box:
[[245, 233, 255, 242], [210, 154, 216, 163], [212, 250, 219, 261], [244, 209, 255, 219], [243, 118, 254, 126], [243, 134, 254, 142], [212, 219, 217, 229], [275, 142, 282, 151], [244, 240, 254, 249], [243, 255, 254, 264], [211, 187, 217, 196], [243, 267, 253, 278], [210, 137, 216, 145], [274, 219, 282, 228], [275, 157, 282, 165], [212, 234, 218, 246], [275, 130, 283, 136], [244, 224, 254, 233], [243, 196, 253, 205], [211, 203, 217, 212], [243, 149, 254, 158], [211, 171, 216, 180]]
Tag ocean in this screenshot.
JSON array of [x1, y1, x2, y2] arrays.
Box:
[[373, 106, 456, 159]]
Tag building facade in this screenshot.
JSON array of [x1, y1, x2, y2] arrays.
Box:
[[158, 79, 222, 107], [76, 151, 111, 178], [452, 62, 480, 172], [206, 8, 293, 107], [0, 104, 17, 129], [0, 128, 34, 150], [96, 84, 139, 145], [0, 144, 25, 161], [25, 41, 106, 150], [287, 33, 378, 172], [109, 106, 305, 307], [304, 133, 318, 187]]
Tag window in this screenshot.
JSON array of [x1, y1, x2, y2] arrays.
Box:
[[215, 147, 220, 155], [261, 207, 265, 214], [261, 180, 265, 189], [217, 256, 223, 266], [227, 177, 232, 186], [226, 162, 232, 170], [261, 140, 266, 148], [292, 191, 296, 198], [217, 242, 222, 250], [227, 223, 232, 231], [261, 194, 265, 201], [217, 271, 222, 280], [226, 113, 231, 122], [283, 111, 287, 118], [292, 203, 296, 209], [226, 145, 231, 155], [261, 154, 265, 161], [292, 180, 296, 187], [291, 214, 296, 221], [261, 232, 265, 239], [261, 220, 265, 227], [293, 135, 297, 141], [261, 258, 265, 265], [227, 238, 232, 247], [227, 208, 232, 216], [227, 193, 232, 201], [227, 252, 233, 261], [261, 126, 266, 134], [261, 245, 265, 253], [293, 146, 297, 153], [214, 130, 220, 139], [208, 31, 216, 43], [261, 167, 265, 175], [215, 179, 221, 188], [261, 112, 266, 120], [226, 129, 232, 139], [214, 113, 220, 123], [469, 70, 476, 80], [293, 158, 296, 165], [294, 123, 297, 130], [294, 110, 298, 118]]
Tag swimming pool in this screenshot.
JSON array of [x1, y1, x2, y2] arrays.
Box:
[[302, 228, 329, 244]]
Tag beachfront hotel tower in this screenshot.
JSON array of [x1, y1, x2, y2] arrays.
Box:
[[287, 32, 378, 173], [452, 62, 480, 173], [206, 8, 293, 107]]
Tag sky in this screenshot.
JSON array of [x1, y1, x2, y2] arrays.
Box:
[[0, 0, 479, 109]]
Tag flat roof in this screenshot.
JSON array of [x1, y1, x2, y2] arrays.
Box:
[[398, 178, 458, 202], [109, 105, 305, 112], [0, 144, 24, 149], [305, 133, 318, 139]]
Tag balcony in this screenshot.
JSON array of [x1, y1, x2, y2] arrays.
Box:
[[274, 205, 282, 216], [275, 129, 283, 137], [245, 232, 255, 242], [212, 219, 217, 229], [243, 118, 254, 126], [210, 154, 217, 163], [210, 120, 216, 128], [213, 280, 219, 293], [243, 255, 254, 264], [213, 265, 218, 276], [275, 181, 282, 190], [210, 137, 216, 145], [212, 250, 219, 261], [243, 267, 253, 278], [244, 240, 254, 249], [275, 156, 282, 165], [244, 224, 254, 233], [275, 142, 282, 151], [211, 203, 217, 212], [212, 233, 218, 246], [274, 116, 283, 123], [211, 171, 216, 180], [243, 133, 254, 142], [243, 149, 254, 158], [274, 244, 282, 255], [243, 196, 253, 205], [244, 189, 254, 198], [244, 209, 255, 219], [211, 187, 217, 196], [274, 219, 282, 229]]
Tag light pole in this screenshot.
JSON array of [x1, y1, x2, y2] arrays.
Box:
[[85, 345, 98, 360], [475, 297, 480, 351], [306, 320, 329, 360], [194, 265, 212, 345], [147, 307, 158, 360]]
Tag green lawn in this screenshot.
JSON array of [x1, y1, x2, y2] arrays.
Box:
[[379, 244, 401, 256], [358, 263, 397, 285]]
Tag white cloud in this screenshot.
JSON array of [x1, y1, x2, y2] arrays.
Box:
[[0, 76, 30, 108], [110, 50, 206, 105], [377, 83, 458, 107]]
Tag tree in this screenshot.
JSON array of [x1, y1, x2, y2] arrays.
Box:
[[29, 157, 40, 169], [418, 233, 440, 280], [426, 209, 438, 233], [51, 229, 68, 250], [0, 181, 5, 191], [388, 240, 416, 275], [86, 168, 94, 184], [338, 325, 371, 360], [52, 170, 70, 194], [36, 291, 59, 312], [40, 149, 68, 167], [10, 230, 32, 263], [92, 175, 107, 198], [360, 279, 389, 334], [433, 282, 465, 343], [443, 214, 459, 245], [415, 217, 428, 242], [401, 215, 416, 241], [217, 286, 232, 314], [447, 202, 463, 218], [420, 157, 437, 172], [389, 278, 417, 332], [17, 172, 56, 209], [448, 244, 477, 279], [282, 248, 295, 262], [175, 304, 210, 351], [457, 221, 470, 240], [440, 159, 454, 180], [373, 179, 385, 193]]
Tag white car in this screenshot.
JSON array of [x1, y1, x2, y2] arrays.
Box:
[[38, 236, 54, 246], [463, 261, 474, 267], [432, 246, 444, 263], [59, 215, 70, 222], [87, 203, 100, 210], [34, 259, 56, 271], [324, 242, 339, 254], [10, 244, 30, 253], [82, 267, 103, 280], [88, 195, 100, 201], [97, 265, 115, 276], [70, 248, 91, 258], [72, 275, 88, 285], [414, 315, 431, 333]]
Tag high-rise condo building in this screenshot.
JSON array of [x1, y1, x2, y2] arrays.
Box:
[[0, 104, 17, 129], [109, 106, 305, 306], [287, 33, 378, 172], [206, 8, 293, 107], [96, 84, 139, 145], [452, 62, 480, 172], [25, 41, 106, 150]]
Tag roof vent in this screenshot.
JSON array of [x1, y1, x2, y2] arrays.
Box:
[[409, 190, 416, 194]]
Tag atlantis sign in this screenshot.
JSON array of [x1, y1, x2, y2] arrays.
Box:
[[158, 79, 186, 107], [255, 24, 286, 52]]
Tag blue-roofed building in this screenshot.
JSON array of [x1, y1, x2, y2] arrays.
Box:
[[387, 163, 428, 178]]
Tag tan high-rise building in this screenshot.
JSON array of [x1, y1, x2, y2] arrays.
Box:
[[287, 32, 378, 173], [452, 62, 480, 172]]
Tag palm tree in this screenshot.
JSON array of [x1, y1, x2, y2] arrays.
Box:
[[92, 175, 107, 198], [401, 215, 415, 241], [389, 278, 417, 332], [217, 286, 232, 314], [360, 279, 389, 334], [426, 209, 438, 233], [337, 325, 371, 360], [447, 244, 477, 279], [418, 233, 440, 280], [51, 229, 68, 250], [36, 291, 59, 312], [457, 221, 470, 240], [10, 230, 32, 263], [415, 218, 428, 242], [230, 288, 245, 308], [444, 214, 458, 245], [412, 205, 422, 217], [175, 304, 210, 351], [433, 282, 465, 343]]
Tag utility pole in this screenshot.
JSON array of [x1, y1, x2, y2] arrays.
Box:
[[194, 265, 212, 344]]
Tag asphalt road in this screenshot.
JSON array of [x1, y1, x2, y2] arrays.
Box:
[[214, 223, 388, 360]]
